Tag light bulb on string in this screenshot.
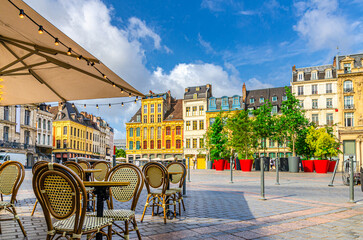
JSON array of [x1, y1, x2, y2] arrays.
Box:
[[121, 88, 124, 93], [129, 92, 131, 97], [38, 26, 44, 34], [109, 104, 111, 109], [112, 83, 116, 88], [77, 55, 82, 60], [121, 102, 124, 107], [19, 9, 24, 18], [54, 38, 59, 46], [71, 103, 75, 108], [67, 48, 72, 55], [84, 104, 86, 108], [103, 74, 107, 79], [134, 99, 137, 104], [136, 96, 138, 100], [96, 104, 99, 109]]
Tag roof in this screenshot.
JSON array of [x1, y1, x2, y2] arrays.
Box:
[[207, 95, 243, 111], [337, 53, 363, 68], [244, 86, 290, 112], [164, 99, 183, 121], [184, 84, 212, 100], [129, 108, 142, 123]]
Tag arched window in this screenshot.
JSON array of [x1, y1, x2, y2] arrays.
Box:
[[343, 80, 353, 92], [166, 127, 171, 135]]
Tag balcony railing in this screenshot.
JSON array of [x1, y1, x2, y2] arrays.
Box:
[[344, 88, 353, 93], [0, 140, 35, 151], [344, 104, 354, 109], [326, 105, 333, 108], [312, 105, 318, 109]]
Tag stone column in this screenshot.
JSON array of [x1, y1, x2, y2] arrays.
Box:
[[357, 138, 362, 171]]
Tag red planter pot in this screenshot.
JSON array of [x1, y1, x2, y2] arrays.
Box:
[[302, 160, 314, 172], [328, 161, 337, 172], [314, 160, 329, 174], [224, 160, 231, 170], [215, 159, 225, 171], [240, 159, 253, 172]]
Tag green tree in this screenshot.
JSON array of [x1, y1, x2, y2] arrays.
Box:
[[306, 126, 340, 159], [207, 113, 228, 161], [226, 110, 256, 159], [115, 148, 126, 158], [253, 101, 273, 156], [281, 87, 309, 156], [294, 125, 314, 159], [270, 114, 288, 158]]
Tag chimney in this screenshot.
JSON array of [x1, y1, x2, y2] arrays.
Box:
[[185, 88, 189, 92], [242, 83, 247, 102], [292, 65, 296, 72]]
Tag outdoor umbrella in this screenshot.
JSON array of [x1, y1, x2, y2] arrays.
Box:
[[0, 0, 143, 106]]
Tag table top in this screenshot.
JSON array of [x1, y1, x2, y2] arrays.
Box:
[[83, 181, 130, 187], [168, 171, 183, 175], [84, 169, 102, 173]]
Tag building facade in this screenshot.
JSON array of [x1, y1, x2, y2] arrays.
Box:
[[183, 84, 212, 169], [126, 91, 183, 161], [114, 139, 126, 150], [36, 104, 54, 160]]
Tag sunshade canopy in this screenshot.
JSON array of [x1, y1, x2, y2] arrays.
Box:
[[0, 0, 143, 106]]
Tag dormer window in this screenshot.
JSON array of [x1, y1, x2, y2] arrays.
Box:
[[298, 72, 304, 81], [193, 93, 197, 99], [233, 96, 239, 105], [325, 69, 332, 79], [282, 95, 287, 101], [250, 98, 255, 104], [209, 98, 216, 110], [259, 97, 264, 103], [344, 63, 351, 73], [272, 96, 277, 102], [311, 71, 318, 80], [136, 115, 141, 122], [143, 105, 147, 114], [221, 97, 229, 110], [196, 87, 200, 91]]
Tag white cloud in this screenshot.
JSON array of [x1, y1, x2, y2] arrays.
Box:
[[293, 0, 363, 52], [245, 78, 274, 90], [198, 34, 216, 54], [201, 0, 225, 12], [239, 10, 257, 16]]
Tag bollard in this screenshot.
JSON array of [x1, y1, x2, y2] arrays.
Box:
[[112, 155, 116, 168], [328, 158, 340, 187], [260, 157, 266, 200], [349, 155, 355, 203], [230, 156, 233, 183], [275, 158, 280, 185], [188, 157, 191, 182], [51, 153, 55, 163], [183, 159, 187, 196]]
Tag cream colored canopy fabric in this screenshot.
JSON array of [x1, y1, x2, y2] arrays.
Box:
[[0, 0, 143, 106]]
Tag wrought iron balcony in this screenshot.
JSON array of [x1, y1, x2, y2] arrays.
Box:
[[344, 104, 354, 109], [0, 140, 35, 151], [343, 88, 353, 93]]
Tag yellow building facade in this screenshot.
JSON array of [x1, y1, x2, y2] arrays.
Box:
[[126, 91, 184, 161]]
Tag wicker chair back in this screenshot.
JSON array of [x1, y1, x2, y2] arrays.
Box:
[[107, 163, 144, 210], [77, 160, 91, 170], [142, 162, 168, 194], [64, 161, 85, 180], [92, 161, 110, 181], [0, 161, 24, 201], [166, 162, 185, 185], [32, 160, 48, 175]]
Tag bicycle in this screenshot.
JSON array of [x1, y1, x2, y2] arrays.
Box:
[[341, 158, 360, 186]]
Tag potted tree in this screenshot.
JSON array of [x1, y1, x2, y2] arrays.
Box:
[[207, 114, 228, 171], [294, 125, 314, 172], [281, 87, 309, 172], [271, 114, 289, 172]]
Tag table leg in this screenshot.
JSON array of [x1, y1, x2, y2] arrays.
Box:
[[86, 173, 93, 212], [95, 187, 106, 240]]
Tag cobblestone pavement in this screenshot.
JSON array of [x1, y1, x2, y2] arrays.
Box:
[[0, 169, 362, 239]]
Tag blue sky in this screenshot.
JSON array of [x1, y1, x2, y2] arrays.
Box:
[[25, 0, 363, 138]]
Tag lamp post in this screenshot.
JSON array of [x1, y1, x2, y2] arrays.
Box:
[[349, 155, 355, 203], [260, 156, 266, 200], [230, 155, 233, 183], [275, 157, 280, 185]]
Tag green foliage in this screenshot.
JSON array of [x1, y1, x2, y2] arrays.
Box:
[[226, 110, 256, 159], [252, 101, 273, 153], [270, 114, 288, 157], [306, 126, 340, 159], [294, 126, 314, 159], [281, 86, 309, 156], [115, 148, 126, 158], [206, 113, 228, 160]]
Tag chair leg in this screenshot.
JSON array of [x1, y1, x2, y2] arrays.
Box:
[[162, 196, 166, 224], [31, 199, 38, 216], [152, 197, 155, 216], [125, 220, 129, 240], [140, 195, 150, 222], [181, 196, 186, 211], [12, 206, 27, 237], [173, 195, 176, 217], [108, 224, 112, 240], [133, 216, 142, 240]]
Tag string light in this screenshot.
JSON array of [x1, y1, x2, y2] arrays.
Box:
[[77, 55, 82, 60], [19, 9, 24, 18], [38, 26, 44, 34], [103, 74, 107, 79], [96, 104, 99, 109], [134, 99, 137, 104], [109, 104, 111, 109], [54, 38, 59, 46], [121, 88, 124, 93], [112, 83, 116, 88], [122, 102, 124, 107], [72, 103, 75, 108], [84, 104, 86, 108], [67, 48, 72, 55], [129, 92, 131, 97], [136, 96, 138, 100]]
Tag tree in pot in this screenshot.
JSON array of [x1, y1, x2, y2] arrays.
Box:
[[271, 114, 289, 171], [281, 87, 309, 172], [294, 125, 315, 172], [226, 110, 256, 171]]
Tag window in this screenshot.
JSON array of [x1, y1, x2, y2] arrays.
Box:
[[38, 118, 41, 129], [326, 98, 333, 108], [250, 98, 255, 104], [298, 86, 304, 96], [199, 105, 204, 115], [143, 141, 147, 149], [312, 114, 319, 125], [344, 63, 351, 73], [3, 126, 9, 141], [199, 138, 204, 148], [38, 133, 41, 144], [193, 93, 197, 99], [74, 128, 76, 136], [157, 140, 161, 149], [150, 115, 154, 123], [345, 112, 354, 127], [233, 96, 239, 105], [259, 97, 264, 103], [248, 108, 254, 117], [150, 104, 154, 113], [209, 118, 215, 126], [271, 106, 278, 114], [150, 140, 154, 149], [311, 71, 318, 80], [136, 115, 141, 122], [298, 72, 304, 81], [43, 119, 46, 130], [326, 113, 333, 125], [325, 69, 332, 79], [157, 114, 161, 122], [343, 80, 353, 92], [326, 83, 332, 93], [344, 96, 354, 109], [186, 107, 191, 116], [300, 100, 304, 109], [56, 140, 61, 149], [186, 139, 190, 148], [63, 126, 67, 135], [143, 105, 147, 114], [209, 98, 216, 108], [150, 127, 154, 139], [311, 85, 318, 94], [269, 139, 275, 148], [193, 138, 197, 148], [272, 96, 277, 102], [63, 139, 67, 149], [166, 127, 171, 135], [136, 128, 140, 137], [199, 120, 204, 130], [157, 127, 161, 139], [24, 109, 30, 125], [176, 140, 181, 149], [222, 97, 228, 106], [4, 107, 9, 121], [136, 141, 140, 150], [193, 121, 197, 130], [312, 99, 318, 109], [129, 128, 134, 137], [47, 135, 50, 145], [157, 104, 161, 113], [48, 120, 51, 131], [77, 129, 79, 137], [186, 121, 191, 130], [143, 127, 147, 138], [192, 106, 197, 115], [143, 115, 147, 123], [166, 140, 171, 149], [282, 95, 287, 101], [176, 126, 181, 135]]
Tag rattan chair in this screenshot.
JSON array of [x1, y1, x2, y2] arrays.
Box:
[[166, 162, 186, 213], [30, 160, 49, 216], [89, 163, 144, 239], [92, 161, 110, 181], [0, 161, 27, 237], [33, 162, 113, 239], [77, 159, 91, 170], [140, 162, 177, 224]]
